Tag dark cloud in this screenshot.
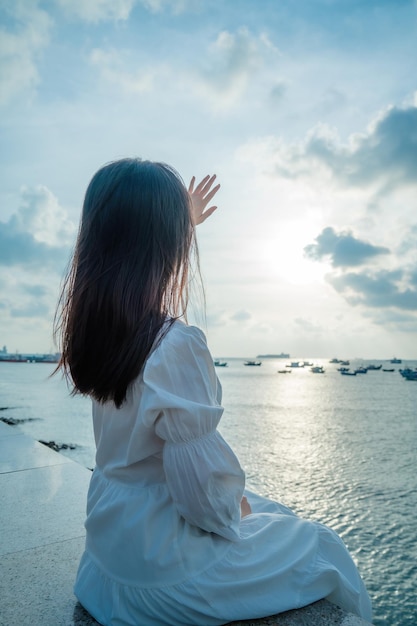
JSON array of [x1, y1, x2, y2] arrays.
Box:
[[328, 269, 417, 311], [306, 105, 417, 188], [0, 186, 72, 270], [304, 227, 390, 267], [0, 220, 67, 269], [277, 105, 417, 191], [365, 308, 417, 332]]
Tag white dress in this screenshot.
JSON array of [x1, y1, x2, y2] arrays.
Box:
[[75, 321, 372, 626]]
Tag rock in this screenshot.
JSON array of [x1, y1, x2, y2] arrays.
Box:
[[38, 440, 77, 452]]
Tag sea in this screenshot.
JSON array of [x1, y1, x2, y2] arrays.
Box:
[[1, 357, 416, 626]]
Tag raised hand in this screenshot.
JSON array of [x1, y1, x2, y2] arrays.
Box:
[[188, 174, 220, 225]]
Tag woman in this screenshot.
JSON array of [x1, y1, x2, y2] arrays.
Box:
[[55, 158, 372, 626]]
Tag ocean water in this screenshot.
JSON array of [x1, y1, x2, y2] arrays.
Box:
[[1, 358, 416, 626]]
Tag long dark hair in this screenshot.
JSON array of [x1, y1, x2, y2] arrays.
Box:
[[54, 158, 197, 407]]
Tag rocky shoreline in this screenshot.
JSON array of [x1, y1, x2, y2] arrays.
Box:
[[0, 415, 78, 453]]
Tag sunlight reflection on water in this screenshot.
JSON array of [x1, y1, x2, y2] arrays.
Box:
[[217, 359, 417, 626]]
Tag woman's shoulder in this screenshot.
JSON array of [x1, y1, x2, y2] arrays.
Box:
[[144, 320, 210, 372], [164, 319, 207, 349], [142, 320, 215, 391]]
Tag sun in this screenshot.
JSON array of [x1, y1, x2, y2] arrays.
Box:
[[257, 221, 329, 286]]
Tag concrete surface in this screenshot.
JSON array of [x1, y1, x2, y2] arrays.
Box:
[[0, 420, 373, 626]]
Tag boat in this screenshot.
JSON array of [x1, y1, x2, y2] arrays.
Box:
[[340, 370, 357, 376], [382, 368, 395, 372], [329, 358, 341, 364], [367, 364, 382, 370], [399, 368, 417, 381], [277, 370, 291, 374], [340, 360, 350, 366], [337, 366, 350, 372], [311, 366, 325, 373], [303, 361, 313, 367], [390, 357, 402, 364], [244, 361, 262, 366], [214, 360, 228, 367], [257, 353, 290, 359], [286, 361, 304, 368], [355, 367, 368, 374]]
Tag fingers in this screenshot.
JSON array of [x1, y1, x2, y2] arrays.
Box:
[[198, 205, 217, 223], [193, 174, 217, 196], [188, 176, 195, 193], [203, 183, 220, 204]]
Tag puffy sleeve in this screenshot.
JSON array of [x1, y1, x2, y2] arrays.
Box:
[[142, 323, 245, 541]]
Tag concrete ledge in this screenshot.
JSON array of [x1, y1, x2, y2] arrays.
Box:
[[0, 421, 372, 626]]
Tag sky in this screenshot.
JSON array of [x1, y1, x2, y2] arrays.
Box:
[[1, 0, 417, 359]]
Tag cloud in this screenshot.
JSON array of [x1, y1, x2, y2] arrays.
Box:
[[55, 0, 135, 22], [294, 318, 323, 334], [90, 48, 154, 93], [138, 0, 201, 13], [306, 106, 417, 188], [0, 185, 74, 269], [21, 284, 48, 297], [269, 82, 287, 104], [328, 268, 417, 312], [397, 223, 417, 256], [0, 0, 52, 105], [11, 301, 51, 318], [196, 28, 279, 110], [55, 0, 199, 20], [304, 227, 390, 267], [230, 309, 252, 322], [272, 105, 417, 192]]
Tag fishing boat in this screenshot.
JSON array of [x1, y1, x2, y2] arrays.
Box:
[[340, 370, 357, 376], [399, 368, 417, 381], [244, 361, 262, 366], [390, 357, 402, 364], [367, 364, 382, 370], [311, 365, 325, 373], [214, 360, 228, 367], [355, 367, 368, 374]]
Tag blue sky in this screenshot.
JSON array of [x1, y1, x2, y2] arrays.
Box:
[[1, 0, 417, 358]]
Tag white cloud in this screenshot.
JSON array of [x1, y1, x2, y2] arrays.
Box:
[[138, 0, 201, 13], [0, 0, 52, 105], [54, 0, 199, 20], [0, 185, 75, 267], [55, 0, 135, 22], [90, 48, 155, 93], [195, 27, 280, 110], [18, 185, 75, 247]]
